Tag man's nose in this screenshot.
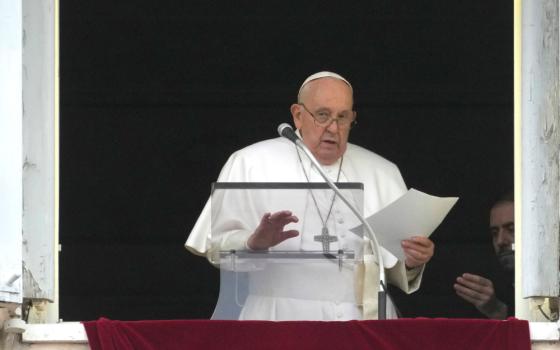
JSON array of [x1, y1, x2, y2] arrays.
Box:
[[325, 118, 339, 133], [496, 229, 511, 247]]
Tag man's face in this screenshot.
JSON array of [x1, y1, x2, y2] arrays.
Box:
[[290, 78, 354, 165], [489, 201, 514, 270]]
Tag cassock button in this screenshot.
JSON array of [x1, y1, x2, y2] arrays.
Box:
[[337, 218, 344, 224]]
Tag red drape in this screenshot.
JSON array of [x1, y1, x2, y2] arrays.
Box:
[[83, 317, 531, 350]]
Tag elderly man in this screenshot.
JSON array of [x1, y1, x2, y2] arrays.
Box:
[[186, 71, 434, 320], [454, 192, 514, 319]]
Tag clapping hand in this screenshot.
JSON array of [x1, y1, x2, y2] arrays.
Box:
[[454, 273, 508, 319]]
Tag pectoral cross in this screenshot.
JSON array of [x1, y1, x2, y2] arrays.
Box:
[[314, 227, 338, 253]]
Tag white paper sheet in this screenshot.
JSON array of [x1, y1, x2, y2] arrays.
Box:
[[352, 188, 458, 261]]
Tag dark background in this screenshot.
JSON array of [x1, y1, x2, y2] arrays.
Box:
[[59, 1, 513, 320]]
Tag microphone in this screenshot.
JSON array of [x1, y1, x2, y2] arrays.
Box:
[[276, 122, 389, 319], [277, 123, 300, 143]]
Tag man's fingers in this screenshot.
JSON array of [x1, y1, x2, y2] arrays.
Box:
[[268, 210, 299, 225], [403, 247, 427, 259], [403, 247, 431, 267], [260, 212, 271, 222], [269, 210, 293, 220], [268, 229, 299, 246], [277, 230, 299, 242], [408, 236, 429, 244], [455, 276, 494, 303], [457, 274, 492, 289], [454, 282, 487, 300], [455, 288, 480, 305], [402, 239, 434, 258], [405, 236, 434, 249], [455, 277, 484, 293]]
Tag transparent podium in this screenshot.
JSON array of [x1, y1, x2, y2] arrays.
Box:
[[209, 182, 370, 321]]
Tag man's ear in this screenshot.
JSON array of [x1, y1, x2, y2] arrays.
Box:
[[290, 104, 303, 129]]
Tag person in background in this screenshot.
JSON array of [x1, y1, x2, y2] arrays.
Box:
[[454, 191, 514, 319]]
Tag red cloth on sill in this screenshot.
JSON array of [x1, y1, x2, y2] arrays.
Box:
[[83, 317, 531, 350]]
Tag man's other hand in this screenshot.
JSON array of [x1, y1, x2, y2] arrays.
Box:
[[401, 236, 435, 269], [454, 273, 508, 319]]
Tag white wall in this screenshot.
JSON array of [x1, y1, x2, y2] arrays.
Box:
[[0, 0, 23, 305], [22, 0, 57, 304]]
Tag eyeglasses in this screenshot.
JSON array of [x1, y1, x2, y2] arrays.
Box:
[[299, 103, 357, 129]]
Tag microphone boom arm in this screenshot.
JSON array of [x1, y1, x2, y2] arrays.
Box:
[[291, 137, 388, 319], [293, 138, 386, 282]]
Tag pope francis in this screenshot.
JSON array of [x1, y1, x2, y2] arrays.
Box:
[[185, 71, 435, 320]]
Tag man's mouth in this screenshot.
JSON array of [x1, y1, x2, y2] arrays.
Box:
[[321, 140, 337, 145], [498, 248, 514, 256], [497, 250, 514, 271]]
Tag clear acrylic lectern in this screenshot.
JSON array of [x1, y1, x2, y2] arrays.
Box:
[[209, 182, 367, 320]]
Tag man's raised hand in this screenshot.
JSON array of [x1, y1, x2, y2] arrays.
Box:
[[247, 210, 299, 250]]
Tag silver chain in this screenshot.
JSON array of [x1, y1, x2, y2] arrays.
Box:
[[295, 147, 343, 228]]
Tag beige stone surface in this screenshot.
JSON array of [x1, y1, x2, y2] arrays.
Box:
[[532, 342, 560, 350]]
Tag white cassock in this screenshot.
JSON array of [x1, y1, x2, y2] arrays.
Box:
[[185, 135, 424, 321]]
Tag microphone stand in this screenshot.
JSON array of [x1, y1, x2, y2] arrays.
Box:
[[290, 135, 387, 320]]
